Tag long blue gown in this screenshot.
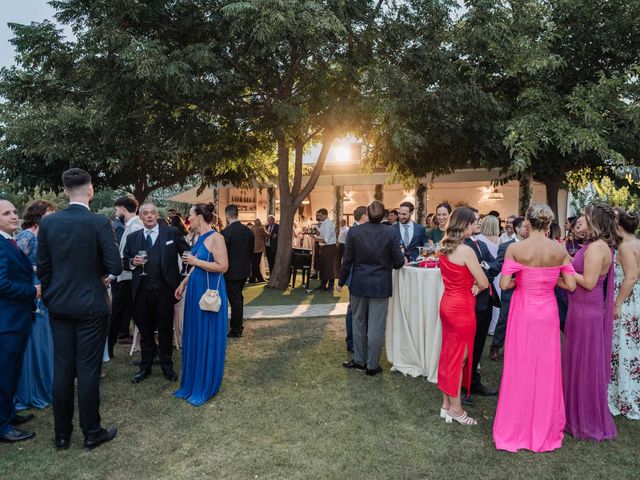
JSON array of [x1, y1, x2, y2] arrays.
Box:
[[14, 230, 53, 410], [175, 230, 228, 406]]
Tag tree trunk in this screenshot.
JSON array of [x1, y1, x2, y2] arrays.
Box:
[[333, 185, 343, 234], [267, 187, 276, 216], [416, 183, 427, 225], [543, 177, 561, 221], [374, 184, 384, 201], [267, 133, 335, 290], [518, 170, 533, 216], [212, 187, 219, 215]]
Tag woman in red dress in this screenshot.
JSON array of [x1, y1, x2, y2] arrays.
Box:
[[438, 207, 490, 425]]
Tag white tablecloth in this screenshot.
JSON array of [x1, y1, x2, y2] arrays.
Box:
[[385, 266, 443, 382]]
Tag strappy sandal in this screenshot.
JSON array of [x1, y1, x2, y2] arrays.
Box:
[[445, 410, 477, 425]]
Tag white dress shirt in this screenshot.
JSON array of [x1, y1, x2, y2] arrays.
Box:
[[400, 221, 415, 246], [500, 232, 516, 243], [68, 201, 90, 210], [319, 219, 337, 246], [117, 216, 144, 282], [338, 226, 349, 244], [0, 230, 11, 240], [143, 224, 159, 247]]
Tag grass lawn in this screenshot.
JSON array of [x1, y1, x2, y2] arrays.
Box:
[[244, 279, 349, 306], [2, 316, 639, 480]]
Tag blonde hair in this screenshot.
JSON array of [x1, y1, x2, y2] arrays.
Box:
[[441, 207, 476, 256], [526, 204, 554, 231], [480, 215, 500, 237]]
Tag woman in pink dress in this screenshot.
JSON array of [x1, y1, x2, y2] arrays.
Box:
[[493, 204, 576, 452]]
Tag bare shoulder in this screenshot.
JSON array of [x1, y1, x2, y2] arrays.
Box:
[[209, 231, 226, 249], [587, 239, 610, 255], [458, 244, 476, 259]]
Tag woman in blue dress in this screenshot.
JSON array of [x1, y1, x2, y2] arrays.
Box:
[[174, 203, 229, 406], [15, 200, 56, 410]]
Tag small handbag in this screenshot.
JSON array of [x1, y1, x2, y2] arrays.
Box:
[[199, 253, 222, 312]]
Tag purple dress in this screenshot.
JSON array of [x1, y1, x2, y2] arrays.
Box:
[[563, 244, 617, 441]]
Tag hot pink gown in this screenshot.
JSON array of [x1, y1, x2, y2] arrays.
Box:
[[493, 259, 576, 452]]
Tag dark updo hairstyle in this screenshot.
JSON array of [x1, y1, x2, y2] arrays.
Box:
[[548, 222, 562, 241], [525, 203, 554, 231], [584, 203, 620, 247], [193, 203, 215, 224], [615, 208, 639, 235], [22, 200, 56, 229], [170, 214, 189, 236]]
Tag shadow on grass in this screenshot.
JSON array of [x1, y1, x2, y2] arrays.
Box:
[[243, 278, 349, 307]]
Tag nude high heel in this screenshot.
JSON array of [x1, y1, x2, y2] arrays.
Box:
[[444, 410, 477, 425]]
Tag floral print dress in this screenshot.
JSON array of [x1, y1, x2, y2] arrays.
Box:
[[608, 256, 640, 419]]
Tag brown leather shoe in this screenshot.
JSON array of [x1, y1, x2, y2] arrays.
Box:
[[489, 349, 499, 361]]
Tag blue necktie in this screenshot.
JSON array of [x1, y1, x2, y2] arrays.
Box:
[[145, 231, 154, 249]]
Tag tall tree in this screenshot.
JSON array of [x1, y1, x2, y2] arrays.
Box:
[[0, 3, 271, 203], [205, 0, 384, 289]]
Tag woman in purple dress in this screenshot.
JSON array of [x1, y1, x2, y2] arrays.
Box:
[[563, 204, 620, 441]]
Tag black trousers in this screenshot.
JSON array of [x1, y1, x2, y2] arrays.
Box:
[[134, 286, 175, 372], [491, 292, 512, 351], [470, 306, 493, 389], [0, 330, 29, 434], [226, 278, 246, 334], [49, 314, 109, 438], [338, 243, 345, 266], [266, 246, 276, 275], [250, 252, 265, 282], [108, 280, 133, 357]]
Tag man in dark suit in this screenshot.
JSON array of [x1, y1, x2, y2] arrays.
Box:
[[462, 209, 500, 403], [395, 201, 427, 261], [221, 204, 255, 338], [265, 214, 279, 276], [123, 203, 190, 384], [489, 216, 526, 360], [0, 199, 39, 443], [338, 201, 405, 376], [37, 168, 123, 450]]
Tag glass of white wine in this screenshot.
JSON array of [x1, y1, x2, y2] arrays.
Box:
[[137, 250, 148, 276]]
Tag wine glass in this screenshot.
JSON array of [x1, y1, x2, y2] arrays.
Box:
[[137, 250, 148, 276]]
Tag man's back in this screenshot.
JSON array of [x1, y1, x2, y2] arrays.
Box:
[[339, 222, 404, 298], [221, 221, 254, 280], [37, 204, 122, 316]]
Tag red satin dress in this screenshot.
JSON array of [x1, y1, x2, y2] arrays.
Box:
[[437, 255, 476, 397]]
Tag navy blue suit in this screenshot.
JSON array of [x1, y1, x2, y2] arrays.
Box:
[[491, 239, 515, 352], [394, 221, 427, 261], [463, 237, 500, 391], [0, 236, 37, 435]]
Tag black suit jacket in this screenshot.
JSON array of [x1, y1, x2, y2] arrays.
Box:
[[496, 239, 516, 302], [463, 237, 500, 311], [266, 223, 279, 250], [37, 204, 123, 317], [122, 225, 190, 299], [338, 223, 405, 298], [221, 221, 255, 280]]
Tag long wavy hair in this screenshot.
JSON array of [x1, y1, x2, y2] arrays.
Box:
[[584, 203, 620, 247], [441, 207, 476, 256]]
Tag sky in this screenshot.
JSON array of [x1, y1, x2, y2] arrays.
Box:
[[0, 0, 72, 69]]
